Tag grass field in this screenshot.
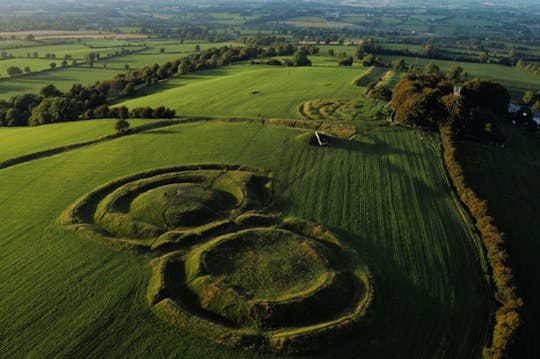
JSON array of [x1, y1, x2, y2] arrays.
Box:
[[4, 44, 145, 60], [0, 119, 153, 162], [457, 125, 540, 356], [0, 58, 62, 76], [0, 117, 491, 357], [0, 67, 125, 99], [118, 64, 371, 119]]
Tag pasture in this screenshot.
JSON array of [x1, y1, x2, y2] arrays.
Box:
[[0, 58, 62, 77], [457, 125, 540, 356], [0, 119, 153, 162], [0, 67, 124, 99], [0, 116, 491, 357], [118, 64, 372, 119]]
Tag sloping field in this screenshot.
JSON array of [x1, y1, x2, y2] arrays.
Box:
[[457, 125, 540, 357], [5, 44, 145, 60], [118, 65, 369, 119], [0, 119, 153, 162], [0, 58, 63, 76], [0, 119, 491, 358], [0, 67, 124, 99]]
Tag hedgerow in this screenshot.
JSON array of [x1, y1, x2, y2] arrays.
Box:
[[440, 126, 522, 358]]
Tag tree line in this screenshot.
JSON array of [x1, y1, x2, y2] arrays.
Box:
[[0, 83, 176, 127], [440, 127, 522, 359], [0, 43, 284, 127]]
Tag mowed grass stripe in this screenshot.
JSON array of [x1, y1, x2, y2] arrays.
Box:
[[0, 121, 490, 358]]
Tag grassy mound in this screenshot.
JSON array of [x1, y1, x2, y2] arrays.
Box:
[[147, 219, 373, 354], [299, 98, 390, 122], [61, 163, 373, 354], [130, 184, 236, 228], [61, 164, 273, 251]]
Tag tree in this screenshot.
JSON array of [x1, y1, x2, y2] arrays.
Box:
[[291, 49, 311, 66], [114, 119, 130, 133], [422, 44, 440, 58], [441, 93, 468, 132], [194, 44, 201, 51], [49, 62, 57, 69], [178, 61, 190, 74], [87, 52, 96, 68], [7, 66, 22, 77], [327, 48, 335, 57], [447, 65, 465, 82], [5, 108, 27, 126], [394, 88, 446, 129], [28, 97, 79, 126], [40, 84, 63, 98], [160, 48, 166, 54], [24, 67, 31, 74], [425, 62, 440, 74], [479, 51, 489, 63], [122, 83, 135, 97], [461, 78, 510, 118], [337, 56, 353, 66], [391, 59, 406, 71], [117, 106, 129, 119]]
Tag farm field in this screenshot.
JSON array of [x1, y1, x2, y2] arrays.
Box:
[[4, 44, 146, 60], [0, 67, 124, 99], [0, 58, 63, 77], [118, 64, 373, 119], [457, 125, 540, 356], [0, 118, 491, 358], [0, 119, 153, 162]]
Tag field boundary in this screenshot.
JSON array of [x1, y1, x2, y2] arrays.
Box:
[[440, 126, 522, 358]]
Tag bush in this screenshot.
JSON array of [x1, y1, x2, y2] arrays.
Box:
[[114, 119, 130, 133]]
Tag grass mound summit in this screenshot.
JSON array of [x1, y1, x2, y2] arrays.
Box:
[[61, 164, 373, 354]]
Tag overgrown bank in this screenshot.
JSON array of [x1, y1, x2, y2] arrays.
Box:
[[440, 126, 522, 358]]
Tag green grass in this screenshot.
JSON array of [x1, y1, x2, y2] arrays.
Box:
[[0, 39, 40, 49], [0, 67, 125, 99], [457, 124, 540, 356], [0, 58, 63, 76], [5, 44, 145, 60], [198, 228, 329, 301], [0, 119, 153, 162], [118, 64, 370, 119], [0, 119, 490, 358]]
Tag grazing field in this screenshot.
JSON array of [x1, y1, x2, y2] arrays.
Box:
[[0, 118, 491, 358], [4, 44, 145, 60], [0, 119, 153, 162], [118, 64, 371, 119], [457, 125, 540, 356], [0, 58, 62, 76], [0, 67, 124, 99]]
